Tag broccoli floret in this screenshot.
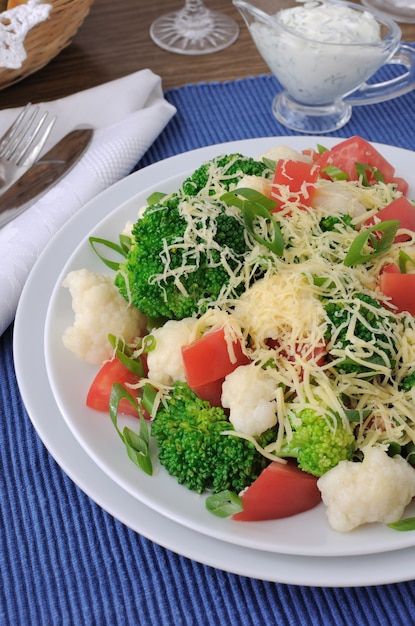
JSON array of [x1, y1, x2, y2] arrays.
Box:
[[319, 214, 354, 232], [278, 408, 356, 477], [324, 293, 398, 375], [181, 153, 268, 196], [151, 381, 274, 494], [116, 198, 249, 319], [400, 371, 415, 392], [115, 154, 270, 320]]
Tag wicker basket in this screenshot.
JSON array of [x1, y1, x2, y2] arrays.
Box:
[[0, 0, 94, 91]]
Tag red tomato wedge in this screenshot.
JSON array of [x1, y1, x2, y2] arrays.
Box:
[[266, 338, 327, 367], [316, 136, 396, 184], [182, 326, 250, 404], [378, 269, 415, 316], [271, 159, 320, 208], [391, 176, 409, 196], [232, 461, 321, 522], [365, 197, 415, 242], [381, 263, 400, 275], [86, 356, 141, 417], [190, 379, 224, 408]]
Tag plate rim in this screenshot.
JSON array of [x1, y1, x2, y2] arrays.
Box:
[[15, 136, 415, 573]]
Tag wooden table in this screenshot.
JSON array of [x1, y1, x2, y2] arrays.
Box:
[[1, 0, 415, 108]]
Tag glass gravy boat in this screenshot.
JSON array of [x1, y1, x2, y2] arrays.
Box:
[[233, 0, 415, 133]]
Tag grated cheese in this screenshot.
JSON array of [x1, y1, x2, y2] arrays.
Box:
[[142, 150, 415, 457]]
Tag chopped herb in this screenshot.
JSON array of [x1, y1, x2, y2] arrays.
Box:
[[221, 188, 284, 256], [146, 191, 167, 204], [205, 490, 243, 517], [387, 517, 415, 531], [321, 165, 349, 181], [355, 162, 385, 187], [399, 250, 415, 274], [262, 157, 276, 171], [344, 220, 400, 266], [89, 235, 130, 271], [109, 383, 153, 475]]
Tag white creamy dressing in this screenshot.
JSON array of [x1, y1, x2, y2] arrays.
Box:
[[249, 1, 390, 104], [277, 2, 381, 44]]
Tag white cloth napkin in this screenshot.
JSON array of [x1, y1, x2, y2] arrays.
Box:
[[0, 69, 176, 336]]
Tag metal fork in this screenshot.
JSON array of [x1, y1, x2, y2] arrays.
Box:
[[0, 104, 56, 194]]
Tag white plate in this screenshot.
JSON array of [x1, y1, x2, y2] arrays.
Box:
[[33, 137, 415, 560], [14, 136, 415, 586], [14, 274, 415, 589]]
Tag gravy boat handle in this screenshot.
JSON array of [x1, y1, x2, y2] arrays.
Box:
[[345, 43, 415, 105]]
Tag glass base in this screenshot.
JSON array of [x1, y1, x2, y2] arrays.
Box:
[[272, 92, 352, 134], [150, 10, 239, 55], [361, 0, 415, 24]]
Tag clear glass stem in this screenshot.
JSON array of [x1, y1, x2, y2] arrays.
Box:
[[181, 0, 208, 16], [150, 2, 239, 55]]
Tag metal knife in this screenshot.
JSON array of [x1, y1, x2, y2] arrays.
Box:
[[0, 127, 94, 228]]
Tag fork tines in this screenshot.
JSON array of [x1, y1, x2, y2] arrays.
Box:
[[0, 103, 56, 168]]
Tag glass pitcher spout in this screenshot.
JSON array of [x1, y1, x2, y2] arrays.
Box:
[[232, 0, 269, 23]]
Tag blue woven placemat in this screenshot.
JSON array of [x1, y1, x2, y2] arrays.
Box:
[[140, 71, 415, 168], [2, 70, 415, 625]]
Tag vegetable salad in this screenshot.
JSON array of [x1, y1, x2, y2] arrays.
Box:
[[63, 136, 415, 533]]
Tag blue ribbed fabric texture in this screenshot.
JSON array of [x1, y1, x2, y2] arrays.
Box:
[[138, 72, 415, 169], [2, 69, 415, 625]]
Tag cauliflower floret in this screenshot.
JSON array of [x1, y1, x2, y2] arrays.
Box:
[[62, 268, 146, 365], [147, 318, 198, 386], [121, 221, 135, 237], [236, 174, 272, 197], [312, 180, 366, 219], [233, 271, 326, 349], [221, 363, 277, 436], [317, 446, 415, 532], [260, 145, 312, 164]]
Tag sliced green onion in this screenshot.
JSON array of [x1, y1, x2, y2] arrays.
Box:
[[221, 189, 284, 256], [123, 425, 153, 475], [313, 276, 337, 291], [147, 191, 167, 205], [321, 165, 349, 181], [262, 157, 277, 171], [387, 442, 402, 457], [109, 333, 156, 355], [116, 350, 145, 377], [317, 144, 327, 154], [108, 334, 146, 376], [343, 408, 371, 422], [387, 517, 415, 531], [109, 383, 153, 475], [229, 187, 278, 212], [355, 163, 385, 187], [141, 334, 156, 354], [220, 191, 242, 212], [399, 250, 415, 274], [119, 234, 132, 255], [242, 201, 284, 256], [89, 235, 130, 271], [344, 220, 400, 266], [407, 453, 415, 468], [108, 334, 133, 356], [205, 490, 243, 517], [142, 383, 158, 415]]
